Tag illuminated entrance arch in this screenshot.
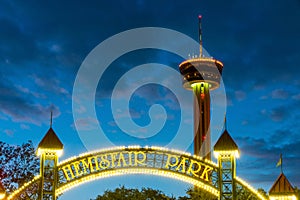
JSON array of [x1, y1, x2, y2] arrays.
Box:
[[56, 146, 218, 196], [6, 128, 267, 200]]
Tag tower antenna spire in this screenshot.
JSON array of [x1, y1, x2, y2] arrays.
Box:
[[198, 15, 203, 57], [50, 110, 53, 128]]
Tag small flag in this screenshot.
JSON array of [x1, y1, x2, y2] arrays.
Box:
[[276, 154, 282, 167]]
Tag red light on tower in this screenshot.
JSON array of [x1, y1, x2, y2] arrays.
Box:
[[201, 93, 205, 99]]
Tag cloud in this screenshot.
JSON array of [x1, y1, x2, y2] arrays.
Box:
[[236, 134, 300, 187], [241, 120, 248, 125], [260, 106, 290, 122], [235, 90, 246, 101], [72, 117, 99, 131], [219, 1, 300, 92], [74, 105, 87, 114], [271, 89, 289, 99], [268, 129, 299, 146], [107, 121, 117, 127], [0, 18, 38, 64], [4, 129, 14, 136], [0, 79, 61, 125], [31, 75, 69, 96], [20, 124, 30, 130], [292, 94, 300, 100], [15, 84, 46, 99], [260, 95, 268, 100], [269, 106, 290, 122]]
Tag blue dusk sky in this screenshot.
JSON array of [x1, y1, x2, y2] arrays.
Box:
[[1, 0, 300, 199]]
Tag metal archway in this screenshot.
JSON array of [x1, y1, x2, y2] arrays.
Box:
[[7, 146, 266, 200]]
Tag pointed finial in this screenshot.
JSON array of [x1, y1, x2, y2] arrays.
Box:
[[224, 116, 227, 130], [198, 14, 203, 57], [280, 153, 283, 174], [50, 111, 53, 128], [278, 153, 283, 174]]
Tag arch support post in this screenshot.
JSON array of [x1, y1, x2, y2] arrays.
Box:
[[36, 127, 63, 200], [38, 151, 59, 200], [216, 152, 237, 200], [214, 129, 239, 200]]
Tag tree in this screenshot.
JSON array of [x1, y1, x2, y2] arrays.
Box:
[[179, 187, 217, 200], [92, 186, 221, 200], [92, 186, 176, 200], [257, 188, 268, 199], [0, 140, 39, 194]]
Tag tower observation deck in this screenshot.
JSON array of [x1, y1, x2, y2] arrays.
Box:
[[179, 15, 224, 160]]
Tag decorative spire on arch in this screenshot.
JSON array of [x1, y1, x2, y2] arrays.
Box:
[[50, 110, 53, 128]]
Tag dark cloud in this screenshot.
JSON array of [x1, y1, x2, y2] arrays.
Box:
[[30, 75, 69, 96], [271, 89, 290, 100], [269, 106, 290, 122], [2, 0, 298, 95], [0, 18, 38, 63], [236, 134, 300, 187], [219, 1, 300, 91], [268, 129, 295, 145], [0, 78, 61, 125], [259, 104, 296, 123]]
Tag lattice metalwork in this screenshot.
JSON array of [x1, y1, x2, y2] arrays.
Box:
[[56, 146, 219, 196], [39, 152, 58, 200], [217, 154, 237, 200], [235, 177, 267, 200], [6, 146, 267, 200]]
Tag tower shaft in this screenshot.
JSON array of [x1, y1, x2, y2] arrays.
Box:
[[193, 82, 211, 159]]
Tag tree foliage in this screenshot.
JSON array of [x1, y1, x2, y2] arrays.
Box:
[[257, 188, 268, 199], [92, 186, 175, 200], [181, 187, 217, 200], [92, 185, 274, 200], [92, 186, 220, 200], [0, 140, 39, 193]]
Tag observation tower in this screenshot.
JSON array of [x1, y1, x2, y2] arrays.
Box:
[[179, 16, 224, 160]]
